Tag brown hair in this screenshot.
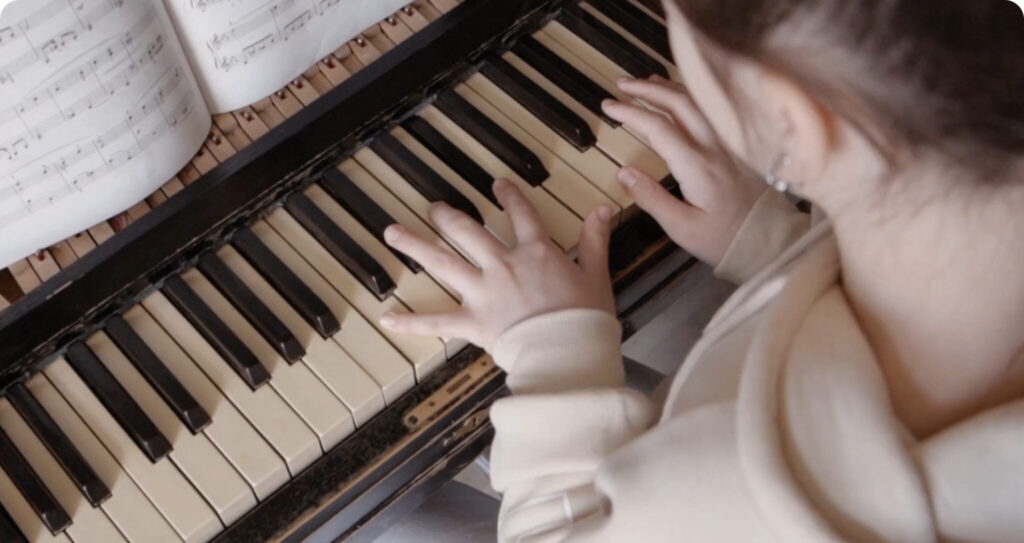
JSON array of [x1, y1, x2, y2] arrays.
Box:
[[672, 0, 1024, 176]]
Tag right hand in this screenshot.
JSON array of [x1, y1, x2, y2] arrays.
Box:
[[602, 75, 767, 268]]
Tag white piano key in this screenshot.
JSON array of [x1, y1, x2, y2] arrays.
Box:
[[463, 72, 632, 209], [23, 375, 181, 543], [388, 127, 518, 247], [501, 48, 670, 180], [122, 306, 288, 500], [409, 108, 584, 250], [0, 399, 127, 543], [540, 21, 637, 97], [250, 219, 416, 401], [451, 83, 620, 221], [626, 0, 667, 24], [305, 183, 461, 317], [43, 360, 222, 543], [266, 209, 448, 380], [578, 2, 680, 80], [335, 160, 466, 298], [84, 332, 256, 525], [181, 269, 352, 450], [0, 464, 72, 543], [140, 292, 322, 477], [216, 245, 386, 426]]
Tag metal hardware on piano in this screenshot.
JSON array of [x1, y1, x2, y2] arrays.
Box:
[[0, 0, 693, 541]]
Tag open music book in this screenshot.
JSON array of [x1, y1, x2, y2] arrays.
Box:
[[0, 0, 406, 270]]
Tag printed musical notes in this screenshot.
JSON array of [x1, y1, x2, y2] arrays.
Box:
[[0, 0, 126, 86], [166, 0, 408, 112], [0, 0, 211, 269]]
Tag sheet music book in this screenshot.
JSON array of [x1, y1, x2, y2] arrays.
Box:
[[0, 0, 407, 270]]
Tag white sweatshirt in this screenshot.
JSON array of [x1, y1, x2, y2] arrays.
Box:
[[488, 189, 1024, 542]]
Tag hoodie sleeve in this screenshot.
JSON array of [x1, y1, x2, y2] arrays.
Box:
[[714, 189, 811, 285], [488, 309, 658, 542]]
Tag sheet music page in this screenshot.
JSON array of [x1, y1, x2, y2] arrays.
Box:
[[0, 0, 210, 270], [161, 0, 408, 113]]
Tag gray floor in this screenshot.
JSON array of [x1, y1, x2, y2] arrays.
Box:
[[622, 264, 736, 376], [377, 264, 735, 542]]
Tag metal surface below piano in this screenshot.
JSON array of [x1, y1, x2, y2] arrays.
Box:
[[0, 0, 692, 541]]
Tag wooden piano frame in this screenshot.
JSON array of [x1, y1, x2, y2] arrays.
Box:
[[0, 0, 695, 540]]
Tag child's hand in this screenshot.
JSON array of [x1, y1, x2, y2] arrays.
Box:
[[379, 179, 615, 352], [603, 75, 766, 267]]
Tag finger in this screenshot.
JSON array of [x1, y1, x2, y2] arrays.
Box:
[[577, 205, 613, 278], [493, 178, 546, 244], [429, 202, 507, 265], [617, 77, 716, 147], [617, 166, 701, 234], [602, 99, 695, 157], [601, 99, 706, 186], [379, 310, 472, 340], [384, 224, 479, 290]]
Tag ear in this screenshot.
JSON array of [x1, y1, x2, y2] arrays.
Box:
[[757, 69, 832, 186]]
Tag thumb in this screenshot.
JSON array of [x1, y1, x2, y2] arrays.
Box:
[[618, 166, 700, 234], [577, 205, 613, 278]]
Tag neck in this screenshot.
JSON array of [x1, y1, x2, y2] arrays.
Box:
[[817, 154, 1024, 437]]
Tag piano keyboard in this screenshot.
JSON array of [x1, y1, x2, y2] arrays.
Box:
[[0, 0, 678, 541]]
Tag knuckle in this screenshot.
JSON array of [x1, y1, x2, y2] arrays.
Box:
[[522, 240, 557, 260]]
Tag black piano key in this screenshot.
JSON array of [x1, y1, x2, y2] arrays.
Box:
[[512, 37, 620, 127], [198, 253, 305, 363], [586, 0, 672, 60], [161, 276, 271, 391], [433, 89, 550, 187], [0, 504, 28, 543], [284, 193, 397, 300], [0, 427, 70, 535], [557, 5, 669, 79], [232, 229, 340, 338], [64, 343, 173, 463], [370, 132, 485, 222], [7, 385, 111, 507], [402, 117, 500, 209], [480, 58, 597, 151], [319, 169, 424, 273], [104, 315, 212, 434]]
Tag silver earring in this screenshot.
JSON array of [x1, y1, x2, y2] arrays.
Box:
[[766, 153, 793, 193]]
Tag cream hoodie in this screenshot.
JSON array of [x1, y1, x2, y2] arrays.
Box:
[[488, 189, 1024, 542]]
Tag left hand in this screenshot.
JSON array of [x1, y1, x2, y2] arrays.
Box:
[[379, 178, 615, 352]]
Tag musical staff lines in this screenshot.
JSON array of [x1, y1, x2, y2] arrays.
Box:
[[0, 0, 205, 235], [0, 5, 163, 161], [0, 0, 128, 86], [205, 0, 342, 72], [0, 65, 195, 229]]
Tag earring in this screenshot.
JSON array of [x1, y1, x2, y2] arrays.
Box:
[[765, 153, 793, 193]]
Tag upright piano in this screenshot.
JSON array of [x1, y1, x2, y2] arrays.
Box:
[[0, 0, 695, 541]]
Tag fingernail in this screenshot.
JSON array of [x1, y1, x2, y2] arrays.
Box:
[[601, 98, 616, 111], [384, 224, 402, 243], [380, 313, 396, 328], [617, 76, 631, 86], [597, 205, 613, 223], [618, 167, 640, 188], [493, 178, 510, 192]]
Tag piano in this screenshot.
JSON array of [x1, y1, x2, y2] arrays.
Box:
[[0, 0, 695, 541]]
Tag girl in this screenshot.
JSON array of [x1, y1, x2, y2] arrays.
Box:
[[380, 0, 1024, 540]]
